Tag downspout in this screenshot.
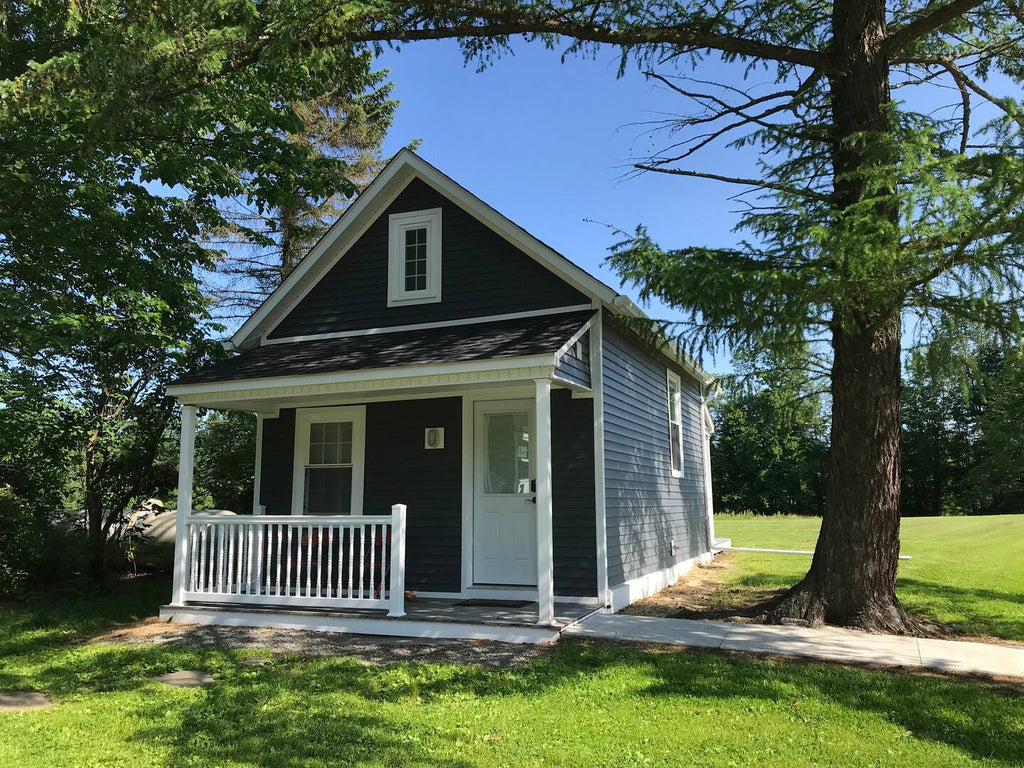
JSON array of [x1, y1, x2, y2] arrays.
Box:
[[700, 383, 721, 552]]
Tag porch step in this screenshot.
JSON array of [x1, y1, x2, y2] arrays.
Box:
[[159, 603, 566, 645]]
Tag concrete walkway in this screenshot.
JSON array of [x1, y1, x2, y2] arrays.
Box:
[[564, 613, 1024, 680]]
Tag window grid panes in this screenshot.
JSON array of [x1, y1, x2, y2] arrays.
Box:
[[304, 421, 354, 515], [404, 226, 428, 292]]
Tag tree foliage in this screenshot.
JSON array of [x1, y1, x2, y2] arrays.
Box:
[[903, 322, 1024, 516], [712, 351, 827, 517], [1, 0, 392, 577]]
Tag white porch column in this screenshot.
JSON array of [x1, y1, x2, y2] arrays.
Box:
[[534, 377, 555, 625], [171, 404, 197, 606]]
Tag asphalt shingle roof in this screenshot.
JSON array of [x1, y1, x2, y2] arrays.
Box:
[[173, 311, 594, 386]]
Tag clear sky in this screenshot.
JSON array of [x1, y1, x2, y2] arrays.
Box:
[[376, 41, 753, 370]]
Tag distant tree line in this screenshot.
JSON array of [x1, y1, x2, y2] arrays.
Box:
[[711, 325, 1024, 517]]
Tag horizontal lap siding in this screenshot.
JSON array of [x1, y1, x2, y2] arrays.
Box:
[[258, 409, 295, 516], [602, 318, 709, 586], [258, 399, 462, 593], [269, 179, 587, 339], [551, 390, 598, 596], [363, 398, 462, 593], [554, 330, 591, 388]]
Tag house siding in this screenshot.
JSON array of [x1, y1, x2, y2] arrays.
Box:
[[601, 315, 710, 586], [268, 179, 588, 339], [258, 399, 462, 593], [257, 393, 596, 596], [551, 389, 598, 596], [363, 397, 462, 593], [258, 409, 295, 516], [553, 330, 591, 389]]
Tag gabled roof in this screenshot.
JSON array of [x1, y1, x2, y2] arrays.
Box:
[[225, 148, 713, 386], [173, 311, 593, 390], [230, 149, 619, 351]]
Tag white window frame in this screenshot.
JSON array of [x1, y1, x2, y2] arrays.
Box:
[[388, 208, 442, 306], [667, 370, 684, 478], [291, 405, 366, 516]]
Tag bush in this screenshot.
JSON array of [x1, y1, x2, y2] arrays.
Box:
[[0, 486, 50, 596]]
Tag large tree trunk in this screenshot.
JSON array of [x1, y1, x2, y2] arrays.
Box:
[[768, 314, 917, 632], [767, 0, 918, 633]]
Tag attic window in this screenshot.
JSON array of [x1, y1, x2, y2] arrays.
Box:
[[388, 208, 442, 306]]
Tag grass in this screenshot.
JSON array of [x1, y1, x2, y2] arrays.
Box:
[[1, 579, 1023, 766], [715, 514, 1024, 642]]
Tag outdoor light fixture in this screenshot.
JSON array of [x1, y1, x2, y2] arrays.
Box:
[[424, 427, 445, 449]]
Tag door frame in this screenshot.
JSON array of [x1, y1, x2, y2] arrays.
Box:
[[460, 386, 537, 593]]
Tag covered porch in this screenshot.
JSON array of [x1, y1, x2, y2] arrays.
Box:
[[163, 312, 600, 638]]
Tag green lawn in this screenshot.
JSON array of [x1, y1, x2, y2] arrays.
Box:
[[1, 580, 1023, 767], [715, 514, 1024, 642]]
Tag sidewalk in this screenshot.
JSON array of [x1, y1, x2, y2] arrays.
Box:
[[564, 613, 1024, 679]]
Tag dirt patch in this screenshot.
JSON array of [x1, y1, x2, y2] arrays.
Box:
[[621, 553, 784, 622], [88, 618, 552, 668]]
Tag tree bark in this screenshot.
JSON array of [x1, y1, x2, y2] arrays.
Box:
[[767, 0, 919, 633], [768, 313, 917, 632]]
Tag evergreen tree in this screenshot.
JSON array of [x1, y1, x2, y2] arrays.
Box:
[[712, 351, 828, 517], [327, 0, 1024, 631]]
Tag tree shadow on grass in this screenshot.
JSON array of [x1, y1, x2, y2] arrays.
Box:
[[11, 633, 1024, 766]]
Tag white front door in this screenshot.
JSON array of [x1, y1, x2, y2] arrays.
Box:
[[473, 399, 537, 585]]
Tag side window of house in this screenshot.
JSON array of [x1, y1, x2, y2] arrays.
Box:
[[667, 371, 684, 477], [388, 208, 442, 306]]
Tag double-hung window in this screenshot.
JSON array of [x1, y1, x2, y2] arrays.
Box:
[[291, 406, 365, 515], [667, 371, 684, 477], [388, 208, 442, 306]]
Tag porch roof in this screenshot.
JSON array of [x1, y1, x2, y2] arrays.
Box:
[[173, 310, 594, 387]]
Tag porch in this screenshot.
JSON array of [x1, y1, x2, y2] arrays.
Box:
[[163, 312, 602, 640]]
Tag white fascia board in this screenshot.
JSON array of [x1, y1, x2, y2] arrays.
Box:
[[166, 354, 557, 398], [232, 149, 620, 349]]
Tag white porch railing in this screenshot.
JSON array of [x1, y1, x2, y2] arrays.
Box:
[[181, 504, 407, 617]]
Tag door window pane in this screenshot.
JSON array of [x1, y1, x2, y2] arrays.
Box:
[[484, 412, 530, 494]]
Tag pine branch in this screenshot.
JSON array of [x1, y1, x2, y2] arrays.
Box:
[[880, 0, 989, 57], [338, 6, 832, 69], [632, 164, 830, 200]]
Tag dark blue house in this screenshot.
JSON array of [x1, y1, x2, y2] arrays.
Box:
[[163, 150, 718, 643]]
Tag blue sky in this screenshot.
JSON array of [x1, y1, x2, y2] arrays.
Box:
[[376, 41, 751, 369]]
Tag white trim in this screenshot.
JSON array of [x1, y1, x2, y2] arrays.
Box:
[[158, 606, 560, 645], [290, 405, 366, 516], [171, 405, 197, 606], [387, 208, 442, 306], [590, 314, 610, 610], [534, 378, 554, 625], [608, 552, 714, 613], [460, 395, 474, 592], [252, 413, 264, 515], [552, 315, 594, 365], [261, 305, 594, 345], [168, 355, 556, 398], [699, 402, 717, 550], [667, 369, 685, 479]]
